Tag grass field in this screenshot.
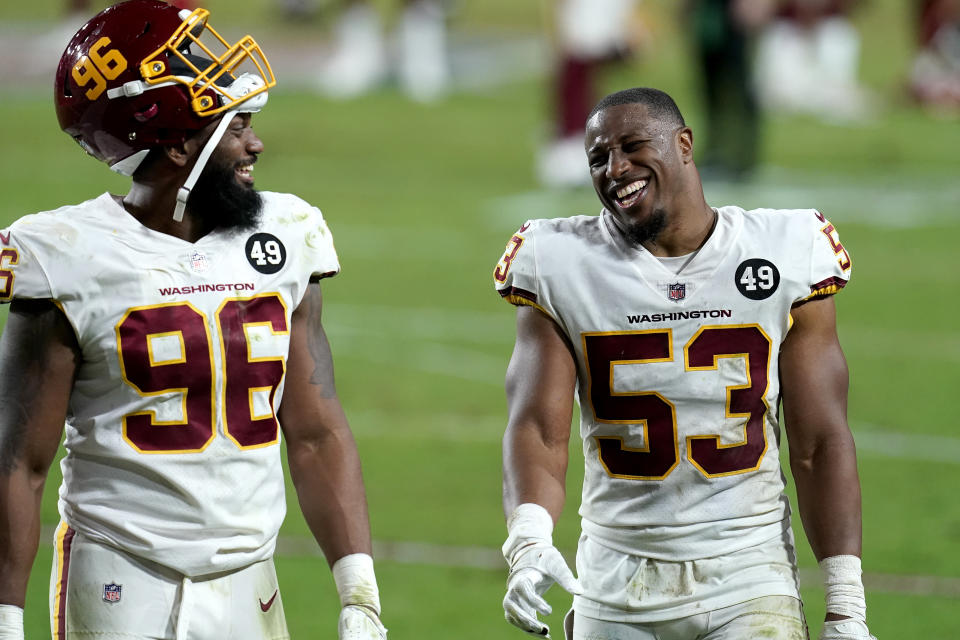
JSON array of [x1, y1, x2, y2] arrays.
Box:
[[1, 0, 959, 637]]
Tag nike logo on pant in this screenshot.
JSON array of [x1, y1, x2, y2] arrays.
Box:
[[259, 590, 278, 612]]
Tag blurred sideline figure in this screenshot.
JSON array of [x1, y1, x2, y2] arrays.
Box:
[[537, 0, 645, 188], [317, 0, 451, 102], [689, 0, 777, 181], [0, 2, 386, 639], [495, 86, 877, 640], [754, 0, 872, 121], [909, 0, 960, 112]]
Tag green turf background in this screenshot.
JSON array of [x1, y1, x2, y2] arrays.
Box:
[[2, 0, 958, 637]]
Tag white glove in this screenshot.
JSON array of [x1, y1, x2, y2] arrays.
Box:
[[820, 618, 877, 640], [502, 504, 583, 638], [338, 605, 387, 640], [333, 554, 387, 640], [0, 605, 24, 640]]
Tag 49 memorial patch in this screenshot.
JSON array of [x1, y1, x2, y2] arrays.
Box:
[[245, 233, 287, 274], [735, 259, 780, 300]]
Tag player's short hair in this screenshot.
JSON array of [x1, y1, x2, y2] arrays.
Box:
[[588, 87, 686, 128]]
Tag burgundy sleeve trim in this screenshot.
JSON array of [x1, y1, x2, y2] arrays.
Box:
[[793, 275, 848, 307], [309, 270, 339, 283], [498, 286, 538, 305], [810, 275, 848, 295]]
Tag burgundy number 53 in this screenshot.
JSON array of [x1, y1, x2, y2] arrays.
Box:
[[583, 325, 772, 480]]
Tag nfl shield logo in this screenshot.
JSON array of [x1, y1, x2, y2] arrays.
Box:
[[668, 282, 686, 301], [189, 251, 209, 273], [103, 583, 122, 603]]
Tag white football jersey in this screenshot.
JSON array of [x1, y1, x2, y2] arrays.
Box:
[[494, 205, 852, 561], [1, 191, 340, 577]]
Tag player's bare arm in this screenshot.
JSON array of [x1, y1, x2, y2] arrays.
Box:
[[781, 296, 862, 560], [0, 300, 80, 607], [278, 282, 372, 563], [503, 305, 578, 520], [279, 282, 386, 638], [781, 295, 868, 631], [501, 304, 582, 637]]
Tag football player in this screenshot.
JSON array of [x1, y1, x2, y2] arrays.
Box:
[[0, 2, 386, 639], [494, 87, 876, 639]]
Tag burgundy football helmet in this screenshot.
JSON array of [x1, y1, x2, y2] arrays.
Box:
[[55, 0, 275, 175]]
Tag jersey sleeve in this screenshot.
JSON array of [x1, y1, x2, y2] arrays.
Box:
[[493, 220, 547, 313], [800, 209, 852, 303], [304, 209, 340, 281], [0, 222, 57, 303], [274, 194, 340, 281]]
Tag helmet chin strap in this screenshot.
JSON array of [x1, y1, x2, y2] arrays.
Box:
[[172, 74, 269, 222], [173, 112, 236, 222]]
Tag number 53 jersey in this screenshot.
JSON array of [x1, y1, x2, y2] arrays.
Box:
[[0, 192, 340, 577], [494, 206, 852, 560]]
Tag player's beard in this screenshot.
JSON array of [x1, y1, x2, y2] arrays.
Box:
[[189, 157, 263, 233], [623, 208, 668, 246]]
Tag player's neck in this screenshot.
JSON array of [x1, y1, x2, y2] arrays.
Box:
[[119, 185, 214, 244], [642, 204, 718, 258]]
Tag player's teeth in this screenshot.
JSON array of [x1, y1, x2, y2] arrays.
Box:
[[616, 180, 647, 199]]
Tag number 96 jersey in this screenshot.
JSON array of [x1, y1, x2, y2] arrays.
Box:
[[494, 206, 852, 561], [0, 191, 339, 577]]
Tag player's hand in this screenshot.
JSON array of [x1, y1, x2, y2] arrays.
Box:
[[338, 604, 387, 640], [503, 541, 582, 637], [819, 618, 877, 640]]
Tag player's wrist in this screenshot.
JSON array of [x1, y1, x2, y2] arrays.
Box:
[[332, 553, 382, 616], [502, 503, 555, 567], [819, 554, 867, 621], [0, 604, 25, 640]]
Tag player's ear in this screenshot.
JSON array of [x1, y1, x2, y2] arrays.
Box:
[[677, 127, 694, 164], [164, 126, 211, 168], [163, 142, 192, 168]]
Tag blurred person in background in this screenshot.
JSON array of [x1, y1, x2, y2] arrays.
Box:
[[0, 2, 386, 638], [316, 0, 451, 102], [754, 0, 872, 122], [689, 0, 777, 181], [909, 0, 960, 112], [537, 0, 646, 188]]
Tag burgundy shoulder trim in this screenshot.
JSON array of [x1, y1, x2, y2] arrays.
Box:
[[811, 275, 847, 292], [794, 275, 848, 307], [810, 275, 847, 295], [498, 286, 537, 304], [309, 270, 339, 283]]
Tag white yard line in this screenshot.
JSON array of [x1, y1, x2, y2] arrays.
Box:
[[329, 332, 508, 385], [325, 302, 512, 345], [278, 536, 960, 598], [851, 425, 960, 465], [33, 525, 960, 597], [347, 403, 960, 468], [322, 301, 959, 464], [486, 171, 960, 230]]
